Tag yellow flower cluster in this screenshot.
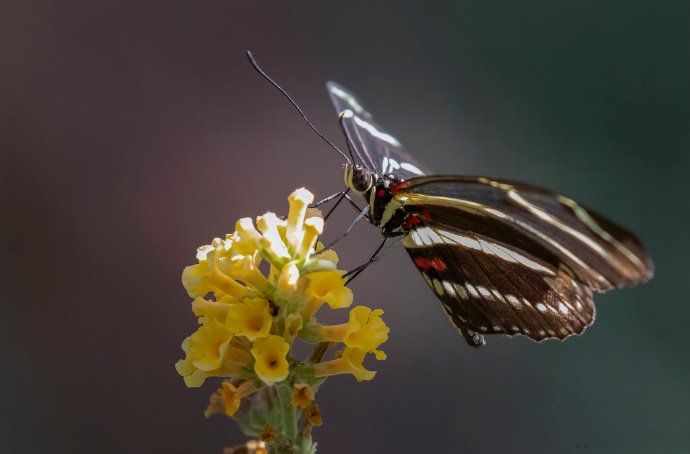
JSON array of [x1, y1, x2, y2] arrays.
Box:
[[176, 189, 390, 419]]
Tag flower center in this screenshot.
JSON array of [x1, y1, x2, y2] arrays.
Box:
[[248, 315, 264, 332]]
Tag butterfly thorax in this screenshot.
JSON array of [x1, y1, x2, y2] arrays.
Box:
[[366, 175, 427, 238]]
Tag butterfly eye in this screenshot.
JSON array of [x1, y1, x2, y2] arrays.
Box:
[[345, 164, 373, 193]]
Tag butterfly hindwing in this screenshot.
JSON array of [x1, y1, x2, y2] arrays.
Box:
[[404, 222, 596, 345]]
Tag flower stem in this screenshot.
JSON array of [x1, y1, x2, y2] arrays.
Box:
[[262, 383, 316, 454]]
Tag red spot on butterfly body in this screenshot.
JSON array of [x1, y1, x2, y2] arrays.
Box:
[[404, 215, 422, 230], [413, 256, 447, 271], [390, 181, 411, 195], [377, 188, 386, 197], [421, 211, 432, 220]]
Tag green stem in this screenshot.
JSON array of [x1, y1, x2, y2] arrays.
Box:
[[273, 383, 316, 454], [277, 384, 297, 439]]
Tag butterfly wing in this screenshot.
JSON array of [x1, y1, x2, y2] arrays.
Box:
[[326, 81, 430, 179], [405, 221, 596, 346], [396, 176, 653, 345]]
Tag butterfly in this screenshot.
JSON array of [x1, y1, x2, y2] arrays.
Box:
[[326, 81, 654, 347]]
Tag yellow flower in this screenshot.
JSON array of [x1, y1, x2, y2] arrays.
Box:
[[191, 295, 235, 323], [282, 313, 303, 345], [203, 391, 225, 418], [179, 322, 232, 371], [176, 187, 390, 441], [290, 383, 314, 409], [181, 241, 254, 300], [218, 380, 259, 416], [274, 260, 301, 302], [285, 189, 312, 249], [256, 212, 291, 266], [225, 297, 273, 341], [175, 323, 252, 388], [301, 271, 353, 317], [251, 335, 291, 386], [304, 403, 323, 427], [317, 306, 389, 360], [312, 347, 376, 382]]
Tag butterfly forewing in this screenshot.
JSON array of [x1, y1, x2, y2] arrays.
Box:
[[395, 176, 653, 291], [326, 81, 430, 179]]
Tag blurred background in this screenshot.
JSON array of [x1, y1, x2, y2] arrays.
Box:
[[1, 1, 688, 453]]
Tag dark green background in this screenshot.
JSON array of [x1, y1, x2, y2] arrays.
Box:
[[2, 1, 688, 453]]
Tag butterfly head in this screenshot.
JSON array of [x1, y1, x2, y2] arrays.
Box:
[[344, 163, 374, 193]]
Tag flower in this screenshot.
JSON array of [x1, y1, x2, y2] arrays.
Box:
[[224, 440, 267, 454], [283, 313, 303, 345], [176, 188, 392, 450], [290, 383, 315, 409], [315, 306, 389, 360], [225, 297, 273, 341], [181, 241, 255, 300], [304, 403, 323, 427], [218, 380, 259, 416], [191, 295, 233, 323], [313, 347, 377, 382], [175, 323, 252, 388], [301, 271, 353, 318], [250, 335, 291, 386]]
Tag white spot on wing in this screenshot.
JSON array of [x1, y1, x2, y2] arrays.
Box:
[[536, 303, 547, 312], [466, 283, 479, 299], [352, 116, 401, 146], [506, 295, 522, 309], [442, 281, 456, 296], [400, 162, 424, 175], [415, 227, 444, 246], [387, 158, 401, 171], [476, 286, 494, 300], [478, 238, 555, 275], [329, 85, 366, 114], [440, 231, 481, 250]]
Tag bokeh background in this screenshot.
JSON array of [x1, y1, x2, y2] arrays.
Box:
[[2, 1, 688, 453]]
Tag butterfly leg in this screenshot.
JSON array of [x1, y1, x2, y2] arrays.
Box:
[[314, 204, 370, 255], [311, 190, 348, 208], [344, 235, 404, 284], [311, 189, 350, 223], [311, 189, 366, 223]]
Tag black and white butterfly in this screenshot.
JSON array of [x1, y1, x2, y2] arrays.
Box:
[[326, 81, 654, 347]]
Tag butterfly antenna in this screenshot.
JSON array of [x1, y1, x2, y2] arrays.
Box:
[[246, 51, 351, 164]]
